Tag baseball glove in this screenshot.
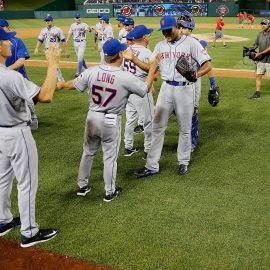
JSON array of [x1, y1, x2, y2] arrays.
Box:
[[175, 56, 197, 83], [208, 85, 220, 107]]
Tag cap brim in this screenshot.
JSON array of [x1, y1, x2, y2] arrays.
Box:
[[120, 43, 128, 51], [146, 28, 153, 34], [158, 26, 174, 31], [2, 31, 16, 40]]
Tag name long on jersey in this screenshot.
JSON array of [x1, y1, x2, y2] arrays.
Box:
[[122, 44, 152, 81], [38, 26, 66, 49]]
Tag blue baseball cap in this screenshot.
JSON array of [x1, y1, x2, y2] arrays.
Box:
[[103, 38, 127, 57], [123, 18, 134, 26], [44, 15, 53, 21], [200, 40, 208, 49], [74, 13, 81, 19], [0, 27, 16, 41], [101, 15, 109, 23], [0, 19, 9, 27], [130, 25, 153, 40], [97, 14, 103, 19], [116, 15, 126, 23], [126, 29, 135, 40], [159, 15, 177, 31]]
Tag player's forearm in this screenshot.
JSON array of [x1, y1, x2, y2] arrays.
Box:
[[35, 41, 42, 50], [66, 33, 71, 43], [132, 56, 150, 72], [34, 64, 58, 103], [146, 65, 157, 92], [8, 58, 25, 70], [197, 61, 212, 78], [59, 80, 75, 90]]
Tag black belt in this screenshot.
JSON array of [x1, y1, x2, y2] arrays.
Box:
[[0, 121, 31, 128], [166, 81, 191, 86], [74, 40, 85, 42]]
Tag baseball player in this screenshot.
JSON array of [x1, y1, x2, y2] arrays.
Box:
[[212, 15, 227, 48], [57, 38, 157, 202], [34, 14, 70, 81], [237, 12, 244, 29], [94, 14, 103, 52], [0, 18, 38, 131], [135, 15, 211, 177], [67, 13, 90, 77], [116, 15, 127, 44], [177, 14, 220, 152], [0, 28, 59, 247], [122, 25, 155, 159], [248, 14, 255, 30], [91, 15, 114, 64]]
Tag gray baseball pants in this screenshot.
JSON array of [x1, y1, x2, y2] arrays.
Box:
[[77, 110, 122, 195], [146, 81, 195, 171], [0, 125, 39, 238]]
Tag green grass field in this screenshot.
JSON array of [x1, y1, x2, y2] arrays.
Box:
[[5, 17, 270, 269]]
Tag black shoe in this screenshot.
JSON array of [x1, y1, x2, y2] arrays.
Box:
[[179, 164, 188, 175], [133, 125, 144, 134], [77, 185, 91, 196], [20, 228, 58, 248], [135, 167, 159, 178], [103, 187, 122, 202], [223, 44, 228, 48], [74, 73, 80, 78], [0, 217, 21, 237], [124, 147, 139, 157], [250, 91, 261, 99], [142, 151, 148, 160]]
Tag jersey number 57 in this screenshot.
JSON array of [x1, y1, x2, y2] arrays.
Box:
[[92, 85, 117, 107]]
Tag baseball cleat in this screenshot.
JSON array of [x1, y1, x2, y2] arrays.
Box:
[[21, 228, 58, 248], [133, 125, 144, 135], [179, 164, 188, 175], [249, 91, 261, 99], [0, 217, 21, 237], [74, 73, 80, 78], [124, 147, 139, 157], [103, 187, 122, 202], [135, 168, 159, 178], [77, 185, 91, 196]]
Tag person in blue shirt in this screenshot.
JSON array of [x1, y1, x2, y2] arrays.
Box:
[[0, 19, 38, 130]]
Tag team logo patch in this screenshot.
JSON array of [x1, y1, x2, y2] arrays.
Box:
[[154, 5, 165, 16], [161, 19, 165, 26], [216, 5, 229, 15], [121, 5, 133, 16], [191, 5, 203, 16]]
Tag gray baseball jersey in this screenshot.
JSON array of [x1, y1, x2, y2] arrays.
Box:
[[118, 27, 128, 44], [69, 22, 89, 41], [72, 64, 147, 196], [101, 24, 114, 44], [38, 26, 66, 49], [123, 44, 154, 153], [146, 35, 211, 171], [0, 64, 40, 238]]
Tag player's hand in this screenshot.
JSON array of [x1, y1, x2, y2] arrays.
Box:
[[149, 85, 155, 96], [45, 44, 61, 66], [122, 47, 134, 61], [34, 48, 39, 55]]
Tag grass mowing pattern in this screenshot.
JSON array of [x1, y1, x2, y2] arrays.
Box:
[[5, 17, 270, 269]]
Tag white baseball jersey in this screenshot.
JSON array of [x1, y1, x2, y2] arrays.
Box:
[[118, 27, 128, 44], [69, 22, 89, 41], [101, 24, 114, 44], [151, 35, 211, 82], [73, 65, 147, 115], [0, 65, 40, 126], [38, 26, 66, 49]]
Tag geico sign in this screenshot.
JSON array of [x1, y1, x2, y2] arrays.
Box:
[[86, 9, 110, 14]]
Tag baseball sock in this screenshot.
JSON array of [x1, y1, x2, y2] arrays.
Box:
[[78, 61, 84, 74], [83, 60, 87, 69], [209, 77, 216, 88]]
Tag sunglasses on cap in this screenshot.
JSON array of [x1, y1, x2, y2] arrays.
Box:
[[177, 14, 192, 23]]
